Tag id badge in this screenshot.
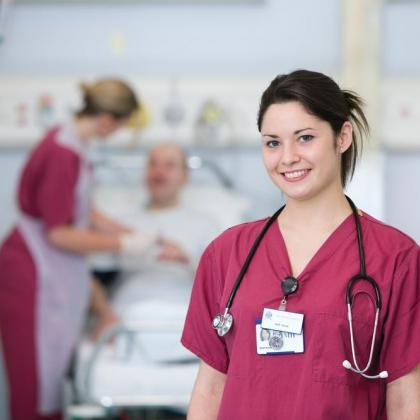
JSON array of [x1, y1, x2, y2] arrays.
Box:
[[256, 320, 304, 355], [261, 308, 304, 334]]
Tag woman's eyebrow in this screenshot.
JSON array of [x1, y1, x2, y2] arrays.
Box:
[[294, 127, 314, 135], [262, 127, 315, 137], [261, 134, 280, 138]]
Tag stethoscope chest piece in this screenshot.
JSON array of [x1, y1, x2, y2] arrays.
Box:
[[212, 311, 233, 336]]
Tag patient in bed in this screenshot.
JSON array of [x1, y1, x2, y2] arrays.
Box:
[[97, 143, 222, 334], [77, 144, 245, 402]]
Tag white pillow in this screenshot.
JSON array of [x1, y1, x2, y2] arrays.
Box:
[[94, 184, 250, 230], [180, 185, 250, 230]]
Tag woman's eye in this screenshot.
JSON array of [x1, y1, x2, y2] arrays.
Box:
[[265, 140, 280, 148], [299, 134, 314, 143]]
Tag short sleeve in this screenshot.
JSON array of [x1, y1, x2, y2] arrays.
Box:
[[181, 243, 229, 374], [37, 148, 80, 230], [381, 245, 420, 383]]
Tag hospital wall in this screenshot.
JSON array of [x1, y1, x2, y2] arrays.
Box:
[[0, 0, 341, 239], [0, 0, 420, 242], [0, 0, 341, 77]]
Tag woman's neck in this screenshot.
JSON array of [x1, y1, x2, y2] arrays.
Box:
[[280, 188, 352, 232]]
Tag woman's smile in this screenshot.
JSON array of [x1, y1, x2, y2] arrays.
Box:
[[281, 169, 311, 182]]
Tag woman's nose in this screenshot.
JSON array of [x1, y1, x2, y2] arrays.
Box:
[[281, 142, 300, 166]]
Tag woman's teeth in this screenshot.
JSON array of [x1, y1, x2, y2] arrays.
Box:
[[284, 170, 307, 179]]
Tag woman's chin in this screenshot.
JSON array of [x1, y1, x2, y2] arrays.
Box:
[[281, 185, 315, 202]]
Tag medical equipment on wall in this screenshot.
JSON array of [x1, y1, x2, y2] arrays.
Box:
[[194, 99, 232, 146], [212, 196, 389, 380], [163, 78, 185, 131]]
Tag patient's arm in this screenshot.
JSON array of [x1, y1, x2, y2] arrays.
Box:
[[188, 361, 226, 420], [158, 240, 191, 265]]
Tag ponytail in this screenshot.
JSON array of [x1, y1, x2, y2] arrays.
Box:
[[341, 90, 370, 186]]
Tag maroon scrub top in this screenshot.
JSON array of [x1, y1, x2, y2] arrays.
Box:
[[18, 126, 81, 228], [182, 212, 420, 420]]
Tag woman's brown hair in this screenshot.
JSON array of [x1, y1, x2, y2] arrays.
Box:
[[257, 70, 369, 187]]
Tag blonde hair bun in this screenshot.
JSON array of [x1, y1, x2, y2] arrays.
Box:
[[78, 78, 139, 119]]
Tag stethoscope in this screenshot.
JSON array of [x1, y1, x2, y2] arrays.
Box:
[[212, 196, 388, 380]]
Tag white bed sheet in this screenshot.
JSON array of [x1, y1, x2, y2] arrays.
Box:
[[75, 299, 198, 410], [76, 340, 198, 409]]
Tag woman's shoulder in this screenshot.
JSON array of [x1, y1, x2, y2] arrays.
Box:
[[362, 211, 418, 255], [40, 126, 79, 155], [208, 217, 270, 253], [29, 126, 81, 171], [18, 128, 81, 203], [196, 218, 270, 275]]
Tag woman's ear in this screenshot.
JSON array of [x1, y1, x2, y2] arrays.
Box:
[[338, 121, 353, 153]]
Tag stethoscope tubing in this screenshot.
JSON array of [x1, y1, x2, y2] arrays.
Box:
[[347, 304, 380, 373], [224, 205, 284, 310], [222, 195, 380, 313]]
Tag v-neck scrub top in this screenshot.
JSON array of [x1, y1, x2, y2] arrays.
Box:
[[181, 212, 420, 420]]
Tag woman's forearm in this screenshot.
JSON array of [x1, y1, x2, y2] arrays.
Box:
[[90, 209, 132, 234], [48, 225, 120, 254], [387, 364, 420, 420], [188, 392, 222, 420], [188, 361, 226, 420]]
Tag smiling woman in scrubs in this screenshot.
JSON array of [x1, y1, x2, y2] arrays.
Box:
[[181, 70, 420, 419], [0, 79, 161, 420]]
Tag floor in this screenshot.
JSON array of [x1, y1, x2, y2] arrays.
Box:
[[108, 409, 186, 420]]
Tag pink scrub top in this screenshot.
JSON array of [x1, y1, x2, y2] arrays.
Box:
[[181, 212, 420, 420]]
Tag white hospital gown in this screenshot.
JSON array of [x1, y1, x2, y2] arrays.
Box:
[[112, 205, 222, 316]]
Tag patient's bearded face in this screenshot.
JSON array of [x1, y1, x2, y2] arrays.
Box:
[[145, 146, 188, 205]]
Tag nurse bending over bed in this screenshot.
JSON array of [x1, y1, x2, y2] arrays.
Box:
[[181, 70, 420, 420], [0, 79, 175, 420]]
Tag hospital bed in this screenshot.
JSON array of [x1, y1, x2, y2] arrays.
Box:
[[68, 151, 250, 418], [70, 303, 197, 419]]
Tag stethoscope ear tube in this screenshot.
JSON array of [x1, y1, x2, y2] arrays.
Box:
[[225, 206, 285, 310], [346, 274, 382, 309], [346, 196, 367, 277], [344, 196, 385, 379]]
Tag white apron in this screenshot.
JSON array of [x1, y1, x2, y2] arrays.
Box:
[[18, 125, 92, 415]]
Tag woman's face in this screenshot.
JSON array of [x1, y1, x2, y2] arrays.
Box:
[[95, 114, 128, 138], [260, 101, 351, 203]]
